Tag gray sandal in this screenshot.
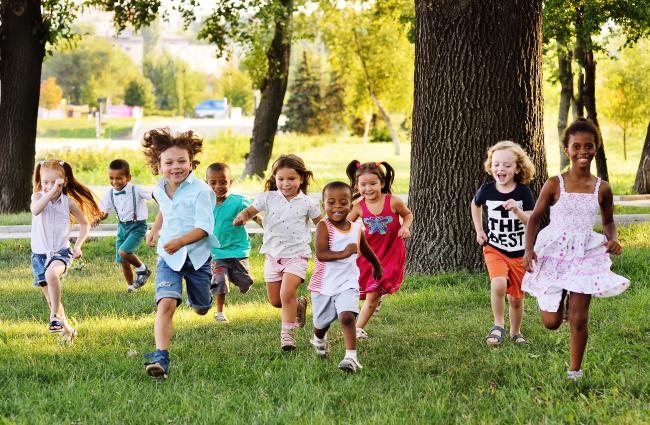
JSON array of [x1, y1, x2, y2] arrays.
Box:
[[485, 325, 505, 346], [510, 334, 528, 344]]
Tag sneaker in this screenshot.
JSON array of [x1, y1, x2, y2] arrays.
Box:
[[214, 312, 229, 322], [567, 369, 584, 381], [127, 284, 136, 293], [338, 357, 363, 373], [356, 328, 369, 340], [281, 330, 296, 351], [296, 296, 307, 328], [144, 350, 169, 379], [310, 336, 329, 357], [134, 265, 151, 289]]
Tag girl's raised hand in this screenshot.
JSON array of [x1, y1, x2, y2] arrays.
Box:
[[146, 230, 159, 247], [522, 250, 537, 272], [72, 247, 83, 259], [398, 225, 411, 239], [476, 230, 488, 245], [604, 239, 622, 255]]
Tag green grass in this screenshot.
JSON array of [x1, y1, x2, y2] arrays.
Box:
[[614, 205, 650, 215], [1, 225, 648, 424], [37, 118, 136, 139]]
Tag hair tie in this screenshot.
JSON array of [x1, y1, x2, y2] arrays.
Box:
[[375, 162, 381, 167], [355, 162, 361, 169], [59, 160, 65, 166]]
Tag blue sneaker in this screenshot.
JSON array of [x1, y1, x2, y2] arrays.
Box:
[[134, 265, 151, 289], [144, 350, 169, 379]]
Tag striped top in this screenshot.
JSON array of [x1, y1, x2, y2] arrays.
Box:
[[308, 220, 362, 296]]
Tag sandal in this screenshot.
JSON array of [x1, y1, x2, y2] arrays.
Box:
[[485, 325, 505, 346], [49, 316, 65, 334], [510, 334, 528, 344]]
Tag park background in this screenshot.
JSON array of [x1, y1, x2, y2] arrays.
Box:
[[1, 1, 649, 424]]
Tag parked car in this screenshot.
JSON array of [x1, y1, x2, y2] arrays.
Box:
[[194, 99, 229, 118]]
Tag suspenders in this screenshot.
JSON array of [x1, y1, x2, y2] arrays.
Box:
[[110, 186, 138, 223]]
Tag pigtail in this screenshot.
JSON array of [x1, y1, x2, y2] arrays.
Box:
[[345, 160, 361, 199], [33, 162, 43, 192], [60, 162, 102, 222], [380, 161, 395, 194]]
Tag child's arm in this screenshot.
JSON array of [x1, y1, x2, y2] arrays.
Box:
[[523, 178, 557, 271], [314, 221, 357, 261], [392, 196, 413, 239], [146, 210, 163, 247], [69, 200, 90, 259], [30, 179, 64, 215], [359, 231, 383, 280], [599, 181, 622, 255], [470, 200, 488, 245], [347, 203, 361, 222], [163, 228, 207, 254], [233, 206, 259, 226], [502, 199, 532, 224]]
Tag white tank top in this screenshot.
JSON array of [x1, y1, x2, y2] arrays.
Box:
[[31, 193, 71, 254], [308, 220, 362, 296]]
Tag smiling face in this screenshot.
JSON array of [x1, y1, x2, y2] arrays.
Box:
[[206, 168, 231, 201], [357, 172, 384, 202], [323, 186, 352, 224], [491, 149, 519, 187], [108, 168, 131, 191], [40, 167, 65, 195], [275, 167, 303, 199], [564, 131, 596, 169], [159, 146, 191, 186]]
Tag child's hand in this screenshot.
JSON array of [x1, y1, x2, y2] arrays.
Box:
[[163, 238, 184, 254], [604, 239, 622, 255], [398, 225, 411, 239], [72, 247, 83, 259], [502, 199, 519, 213], [342, 243, 358, 258], [49, 178, 65, 196], [146, 231, 159, 247], [372, 264, 383, 281], [522, 250, 537, 272], [232, 214, 246, 226], [476, 230, 487, 245]]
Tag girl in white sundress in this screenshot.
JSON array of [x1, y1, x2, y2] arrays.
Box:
[[522, 119, 630, 381]]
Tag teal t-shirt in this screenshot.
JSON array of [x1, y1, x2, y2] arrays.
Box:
[[211, 194, 252, 259]]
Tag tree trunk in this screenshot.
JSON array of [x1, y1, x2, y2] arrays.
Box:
[[582, 46, 609, 181], [353, 30, 400, 155], [0, 1, 45, 213], [408, 0, 546, 273], [633, 122, 650, 194], [242, 0, 293, 179], [557, 42, 573, 171]]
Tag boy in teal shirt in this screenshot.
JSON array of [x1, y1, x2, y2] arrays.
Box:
[[206, 163, 256, 322]]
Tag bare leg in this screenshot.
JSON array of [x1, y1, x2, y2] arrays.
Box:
[[541, 291, 568, 331], [314, 325, 329, 340], [485, 277, 508, 343], [339, 312, 357, 350], [44, 261, 66, 319], [119, 250, 143, 268], [154, 298, 177, 350], [216, 294, 226, 313], [279, 273, 303, 325], [266, 281, 282, 308], [356, 291, 382, 329], [508, 294, 524, 336], [568, 293, 591, 372], [121, 262, 134, 285]]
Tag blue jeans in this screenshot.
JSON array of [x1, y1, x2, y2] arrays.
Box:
[[155, 257, 212, 310], [31, 248, 73, 287]]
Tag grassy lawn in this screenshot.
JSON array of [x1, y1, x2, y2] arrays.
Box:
[[1, 224, 648, 424], [37, 118, 136, 139]]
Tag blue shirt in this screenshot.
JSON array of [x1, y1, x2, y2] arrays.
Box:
[[212, 194, 253, 259], [153, 171, 218, 271]]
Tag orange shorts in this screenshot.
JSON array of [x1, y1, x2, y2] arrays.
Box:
[[482, 245, 525, 299]]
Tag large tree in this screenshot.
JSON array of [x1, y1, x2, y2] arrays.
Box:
[[407, 0, 547, 273]]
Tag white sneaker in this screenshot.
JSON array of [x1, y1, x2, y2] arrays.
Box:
[[567, 369, 584, 381], [338, 357, 363, 373], [214, 312, 228, 322], [127, 285, 136, 293], [310, 336, 329, 357], [356, 328, 368, 340]]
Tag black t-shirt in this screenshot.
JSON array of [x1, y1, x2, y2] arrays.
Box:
[[474, 182, 535, 258]]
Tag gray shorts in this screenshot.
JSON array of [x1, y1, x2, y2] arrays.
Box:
[[311, 288, 360, 330], [210, 258, 254, 295]]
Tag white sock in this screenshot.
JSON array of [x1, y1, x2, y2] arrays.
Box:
[[345, 350, 357, 361], [136, 264, 146, 272]]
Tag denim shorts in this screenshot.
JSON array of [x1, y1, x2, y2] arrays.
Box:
[[31, 248, 73, 287], [155, 257, 213, 310]]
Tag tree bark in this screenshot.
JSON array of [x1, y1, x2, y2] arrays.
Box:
[[0, 0, 45, 213], [408, 0, 547, 273], [633, 122, 650, 194], [242, 0, 293, 179], [582, 46, 609, 181], [557, 42, 573, 172]]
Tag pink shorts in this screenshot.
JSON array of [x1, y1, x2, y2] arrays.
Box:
[[264, 255, 310, 282]]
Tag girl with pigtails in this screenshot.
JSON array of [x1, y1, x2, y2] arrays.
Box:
[[346, 160, 413, 339]]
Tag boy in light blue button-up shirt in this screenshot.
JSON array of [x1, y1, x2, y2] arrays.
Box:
[[141, 128, 218, 379]]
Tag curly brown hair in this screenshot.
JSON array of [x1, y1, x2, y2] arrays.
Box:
[[142, 128, 203, 175], [264, 154, 314, 193], [483, 141, 536, 184]]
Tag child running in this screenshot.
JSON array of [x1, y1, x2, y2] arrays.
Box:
[[522, 118, 630, 381], [30, 160, 102, 343], [206, 162, 256, 322], [471, 141, 536, 346], [97, 159, 152, 292], [233, 154, 322, 351], [309, 181, 382, 372], [142, 128, 218, 379], [346, 160, 413, 339]]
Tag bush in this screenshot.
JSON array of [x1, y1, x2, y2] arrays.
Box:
[[370, 127, 392, 143]]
